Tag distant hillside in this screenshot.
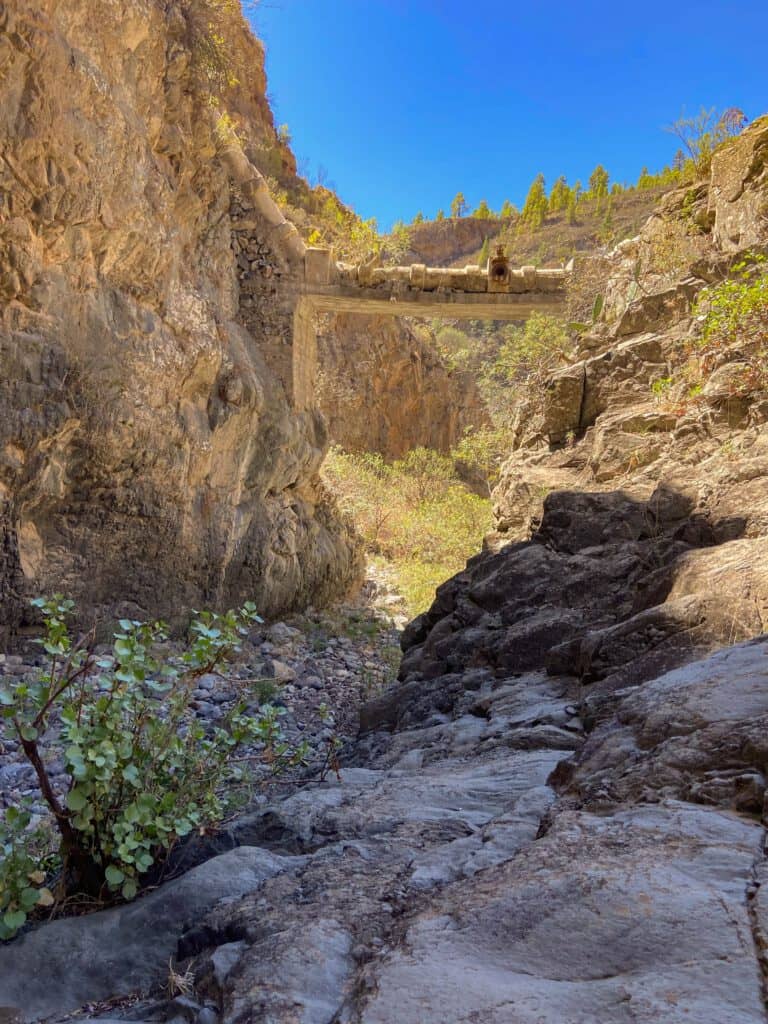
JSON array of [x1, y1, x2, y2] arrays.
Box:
[[385, 185, 672, 270]]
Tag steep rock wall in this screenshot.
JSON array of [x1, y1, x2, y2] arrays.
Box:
[[403, 216, 503, 266], [316, 313, 489, 456], [0, 1, 362, 637], [2, 108, 768, 1024]]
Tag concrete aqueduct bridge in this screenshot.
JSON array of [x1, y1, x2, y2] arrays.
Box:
[[220, 142, 569, 410], [292, 246, 569, 409]]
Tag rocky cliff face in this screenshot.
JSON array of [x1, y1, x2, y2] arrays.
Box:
[[401, 117, 768, 707], [315, 313, 488, 456], [2, 9, 768, 1018], [402, 216, 502, 266], [0, 1, 362, 636]]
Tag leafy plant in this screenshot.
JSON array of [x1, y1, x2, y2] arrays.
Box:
[[0, 807, 55, 940], [690, 253, 768, 394], [213, 109, 243, 149], [189, 0, 247, 92], [432, 325, 474, 372], [451, 426, 511, 491], [665, 106, 746, 177], [0, 597, 306, 939], [396, 448, 454, 503], [492, 313, 571, 386], [651, 375, 674, 400]]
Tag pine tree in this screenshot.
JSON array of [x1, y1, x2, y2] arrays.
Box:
[[435, 209, 446, 221], [521, 173, 548, 229], [565, 193, 577, 225], [478, 237, 490, 268], [499, 199, 515, 219], [451, 192, 468, 218], [548, 175, 570, 213], [412, 211, 424, 225], [588, 164, 610, 212], [473, 199, 493, 219], [637, 165, 653, 190]]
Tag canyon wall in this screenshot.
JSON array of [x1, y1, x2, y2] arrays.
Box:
[[316, 313, 488, 457], [403, 116, 768, 686], [0, 0, 363, 637]]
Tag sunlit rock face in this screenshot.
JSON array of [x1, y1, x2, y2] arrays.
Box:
[[315, 312, 489, 457], [0, 1, 362, 636]]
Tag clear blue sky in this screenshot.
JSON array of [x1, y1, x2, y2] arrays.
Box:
[[249, 1, 768, 231]]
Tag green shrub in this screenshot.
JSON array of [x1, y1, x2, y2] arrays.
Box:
[[432, 325, 474, 371], [477, 313, 572, 420], [323, 448, 492, 615], [665, 107, 746, 178], [323, 448, 394, 549], [696, 255, 768, 344], [189, 0, 245, 92], [394, 448, 454, 502], [0, 597, 305, 939], [651, 375, 674, 400], [493, 313, 571, 383], [691, 254, 768, 393], [0, 809, 56, 940], [451, 426, 512, 490]]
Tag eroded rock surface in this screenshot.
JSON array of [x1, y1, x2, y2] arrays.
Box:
[[316, 313, 488, 456], [0, 1, 362, 638], [6, 638, 767, 1023]]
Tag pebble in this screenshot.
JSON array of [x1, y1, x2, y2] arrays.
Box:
[[268, 659, 297, 683]]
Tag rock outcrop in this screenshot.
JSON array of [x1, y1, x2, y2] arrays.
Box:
[[402, 118, 768, 727], [316, 313, 488, 456], [5, 629, 768, 1023], [1, 116, 766, 1024], [402, 216, 503, 267], [0, 1, 362, 637]]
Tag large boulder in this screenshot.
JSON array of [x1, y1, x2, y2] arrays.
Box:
[[0, 847, 294, 1021]]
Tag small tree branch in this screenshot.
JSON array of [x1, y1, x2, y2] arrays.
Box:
[[16, 728, 77, 847]]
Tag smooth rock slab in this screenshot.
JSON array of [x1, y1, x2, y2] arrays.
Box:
[[235, 748, 566, 854], [360, 802, 766, 1023], [224, 917, 353, 1024], [0, 847, 295, 1022], [571, 636, 768, 808]]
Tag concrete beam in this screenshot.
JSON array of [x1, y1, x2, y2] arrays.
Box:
[[303, 286, 565, 320]]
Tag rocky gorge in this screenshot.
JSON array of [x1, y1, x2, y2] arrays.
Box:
[[1, 3, 768, 1023]]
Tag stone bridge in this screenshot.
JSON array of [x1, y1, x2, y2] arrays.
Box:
[[293, 247, 568, 408], [222, 144, 569, 410]]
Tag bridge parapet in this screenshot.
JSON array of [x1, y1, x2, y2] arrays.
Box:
[[303, 245, 568, 296]]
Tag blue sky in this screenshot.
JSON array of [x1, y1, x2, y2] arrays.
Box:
[[249, 1, 768, 231]]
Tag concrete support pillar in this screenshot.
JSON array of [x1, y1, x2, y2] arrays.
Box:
[[292, 296, 318, 411]]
